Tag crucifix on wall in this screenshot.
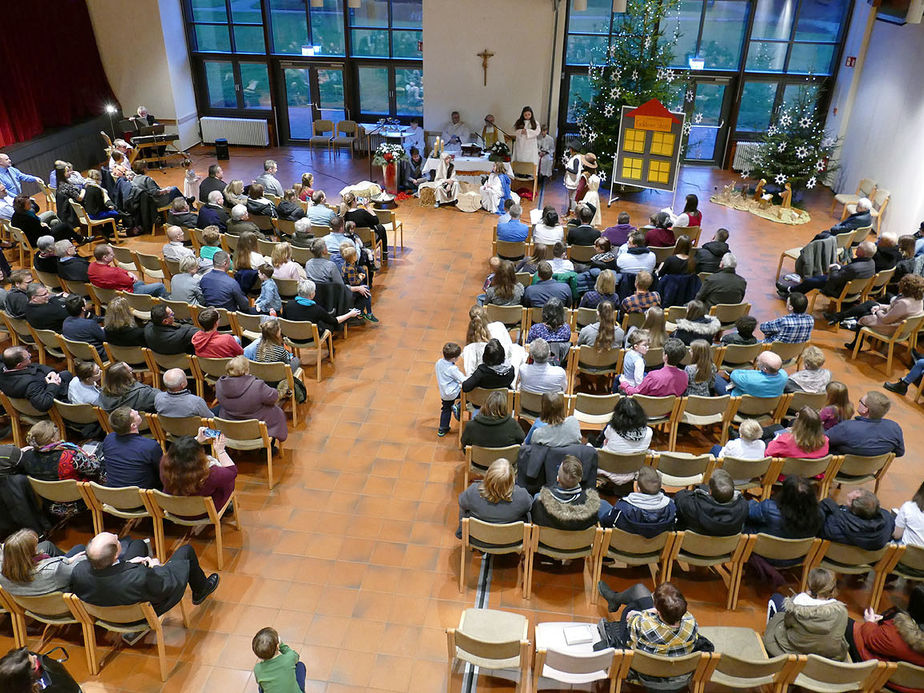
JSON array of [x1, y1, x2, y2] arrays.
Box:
[[477, 48, 494, 86]]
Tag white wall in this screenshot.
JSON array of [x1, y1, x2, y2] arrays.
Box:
[[827, 7, 924, 234], [86, 0, 199, 149], [422, 0, 564, 138]]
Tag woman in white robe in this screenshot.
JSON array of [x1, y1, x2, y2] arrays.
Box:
[[418, 153, 459, 205], [480, 162, 520, 213], [512, 106, 540, 168]]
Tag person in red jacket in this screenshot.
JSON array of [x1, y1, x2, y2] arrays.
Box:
[[87, 244, 166, 297], [848, 585, 924, 693], [191, 307, 244, 358]]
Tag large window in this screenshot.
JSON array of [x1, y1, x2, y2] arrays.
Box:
[[184, 0, 423, 136], [559, 0, 853, 159]]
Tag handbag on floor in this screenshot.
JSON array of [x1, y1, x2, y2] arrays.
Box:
[[35, 646, 82, 692]]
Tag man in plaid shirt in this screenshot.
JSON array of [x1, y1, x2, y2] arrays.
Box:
[[597, 581, 699, 657], [620, 270, 661, 315], [759, 292, 814, 343]]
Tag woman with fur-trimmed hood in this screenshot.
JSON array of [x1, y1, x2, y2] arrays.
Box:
[[671, 300, 721, 346], [849, 585, 924, 693], [764, 567, 849, 660], [530, 456, 600, 531]]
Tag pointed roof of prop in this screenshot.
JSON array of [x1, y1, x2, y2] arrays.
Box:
[[625, 99, 682, 125]]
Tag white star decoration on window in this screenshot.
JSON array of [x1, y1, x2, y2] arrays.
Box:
[[693, 113, 703, 124]]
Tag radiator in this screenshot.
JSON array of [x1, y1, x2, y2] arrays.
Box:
[[199, 117, 269, 146], [732, 141, 760, 171]]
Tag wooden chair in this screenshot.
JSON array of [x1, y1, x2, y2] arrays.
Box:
[[247, 360, 305, 426], [194, 356, 232, 390], [485, 304, 525, 341], [80, 481, 153, 537], [145, 350, 201, 396], [851, 313, 924, 375], [50, 399, 107, 442], [511, 161, 538, 201], [230, 310, 262, 341], [792, 654, 891, 693], [460, 519, 531, 597], [515, 271, 533, 288], [650, 245, 676, 265], [533, 631, 621, 692], [567, 346, 623, 394], [1, 392, 47, 446], [372, 207, 404, 254], [770, 456, 841, 499], [64, 593, 189, 682], [308, 119, 334, 156], [828, 452, 896, 495], [458, 387, 514, 445], [808, 540, 899, 609], [87, 284, 118, 312], [58, 335, 107, 371], [29, 327, 67, 365], [526, 525, 603, 597], [40, 182, 57, 212], [671, 395, 733, 450], [732, 534, 821, 608], [148, 414, 209, 447], [593, 527, 674, 594], [596, 449, 650, 484], [275, 277, 300, 302], [309, 224, 331, 238], [808, 275, 873, 315], [869, 189, 891, 235], [568, 244, 598, 263], [765, 340, 809, 369], [28, 477, 84, 516], [701, 639, 801, 692], [463, 444, 521, 487], [8, 225, 36, 269], [664, 531, 748, 609], [493, 240, 528, 260], [34, 270, 62, 291], [249, 214, 277, 234], [710, 302, 751, 330], [715, 456, 775, 497], [620, 311, 645, 332], [57, 278, 92, 301], [882, 661, 924, 693], [0, 587, 80, 656], [447, 608, 530, 693], [680, 225, 702, 246], [331, 120, 359, 158], [104, 343, 155, 385], [652, 451, 715, 490], [615, 650, 713, 693], [353, 225, 383, 265], [145, 488, 240, 570], [134, 251, 171, 287], [256, 237, 276, 257], [731, 394, 786, 427], [68, 199, 116, 243], [776, 244, 805, 280], [873, 544, 924, 611], [572, 306, 597, 329], [159, 298, 198, 324], [209, 417, 275, 488], [118, 291, 158, 322], [630, 394, 680, 440], [783, 390, 828, 418], [279, 318, 334, 382], [111, 245, 139, 273], [571, 392, 620, 431], [864, 267, 896, 302], [832, 177, 876, 218], [0, 311, 35, 346], [513, 388, 544, 425]]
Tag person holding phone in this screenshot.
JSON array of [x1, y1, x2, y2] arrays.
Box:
[[160, 433, 237, 513]]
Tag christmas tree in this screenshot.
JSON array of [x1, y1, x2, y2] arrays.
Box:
[[743, 85, 838, 198], [576, 0, 691, 172]]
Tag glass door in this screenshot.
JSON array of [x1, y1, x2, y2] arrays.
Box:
[[356, 64, 423, 121], [682, 78, 733, 166], [279, 64, 346, 141]]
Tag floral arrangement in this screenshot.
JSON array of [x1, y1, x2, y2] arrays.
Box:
[[488, 140, 510, 162], [372, 142, 408, 167]]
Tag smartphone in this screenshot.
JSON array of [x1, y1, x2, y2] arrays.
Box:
[[202, 427, 221, 439]]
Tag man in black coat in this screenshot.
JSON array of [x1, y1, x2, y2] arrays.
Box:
[[696, 252, 747, 309], [24, 284, 69, 332], [566, 204, 600, 246], [69, 531, 219, 618], [196, 190, 230, 231], [143, 304, 199, 354], [197, 164, 225, 204], [819, 488, 894, 551], [695, 228, 731, 274], [0, 345, 72, 412], [787, 240, 876, 298], [814, 198, 873, 240], [674, 469, 748, 536], [55, 240, 91, 282]]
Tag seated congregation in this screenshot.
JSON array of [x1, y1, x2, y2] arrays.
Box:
[[443, 195, 924, 691]]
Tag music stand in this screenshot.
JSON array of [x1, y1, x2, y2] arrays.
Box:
[[118, 119, 137, 133]]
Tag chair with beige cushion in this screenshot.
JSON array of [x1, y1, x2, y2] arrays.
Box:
[[792, 653, 892, 693], [832, 177, 876, 218], [651, 451, 715, 490], [463, 444, 521, 487], [0, 588, 83, 658], [699, 625, 803, 692], [309, 119, 334, 157], [145, 488, 240, 570], [732, 534, 821, 609], [851, 312, 924, 375], [671, 395, 734, 450], [593, 527, 674, 594], [615, 649, 713, 693], [526, 525, 603, 597], [715, 456, 775, 497], [664, 531, 748, 609], [447, 608, 530, 693]]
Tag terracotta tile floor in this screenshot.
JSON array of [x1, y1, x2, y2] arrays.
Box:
[[3, 146, 921, 692]]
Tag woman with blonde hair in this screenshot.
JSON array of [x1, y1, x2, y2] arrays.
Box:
[[578, 300, 624, 350], [103, 295, 146, 346], [579, 269, 619, 308], [462, 305, 527, 376], [459, 390, 525, 449], [223, 179, 247, 207], [254, 318, 300, 370], [456, 458, 532, 537], [0, 529, 88, 597], [788, 345, 832, 394], [271, 241, 307, 280], [627, 306, 666, 349], [820, 381, 853, 430], [215, 355, 288, 441], [764, 567, 849, 660], [766, 406, 829, 459]]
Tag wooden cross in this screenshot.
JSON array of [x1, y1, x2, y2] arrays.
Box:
[[477, 48, 494, 86]]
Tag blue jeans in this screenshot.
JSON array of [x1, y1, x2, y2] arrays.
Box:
[[903, 358, 924, 384], [133, 280, 167, 297], [598, 498, 614, 523], [713, 374, 729, 395], [710, 444, 723, 457], [258, 661, 306, 693]]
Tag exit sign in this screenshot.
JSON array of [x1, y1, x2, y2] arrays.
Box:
[[845, 56, 857, 67]]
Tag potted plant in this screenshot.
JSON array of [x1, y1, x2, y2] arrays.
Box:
[[488, 141, 510, 163], [372, 143, 408, 194]]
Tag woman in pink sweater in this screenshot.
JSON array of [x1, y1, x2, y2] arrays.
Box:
[[767, 407, 829, 459]]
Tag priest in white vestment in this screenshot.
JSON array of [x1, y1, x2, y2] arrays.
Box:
[[441, 111, 470, 152]]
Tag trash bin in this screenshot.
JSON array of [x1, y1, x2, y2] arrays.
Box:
[[215, 138, 229, 160]]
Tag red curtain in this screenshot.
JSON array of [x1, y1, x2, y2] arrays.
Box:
[[0, 0, 117, 147]]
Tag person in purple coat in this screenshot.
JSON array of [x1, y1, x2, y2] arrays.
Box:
[[215, 356, 288, 442]]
